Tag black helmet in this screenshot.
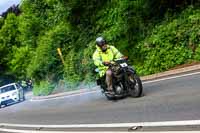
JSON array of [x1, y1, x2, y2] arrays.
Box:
[[96, 37, 106, 47]]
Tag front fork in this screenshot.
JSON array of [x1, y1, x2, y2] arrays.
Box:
[[124, 68, 136, 92]]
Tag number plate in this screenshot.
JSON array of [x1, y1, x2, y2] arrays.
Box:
[[120, 63, 128, 67]]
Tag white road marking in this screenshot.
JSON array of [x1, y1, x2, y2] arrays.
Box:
[[0, 128, 199, 133], [30, 71, 200, 102], [1, 128, 200, 133], [1, 120, 200, 128], [30, 90, 99, 102], [1, 120, 200, 132], [143, 71, 200, 84]]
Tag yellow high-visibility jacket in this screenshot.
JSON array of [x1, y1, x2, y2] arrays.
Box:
[[92, 45, 123, 77]]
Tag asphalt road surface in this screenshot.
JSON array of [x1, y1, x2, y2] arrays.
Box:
[[1, 72, 200, 126]]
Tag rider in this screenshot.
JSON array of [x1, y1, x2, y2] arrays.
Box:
[[93, 37, 124, 93]]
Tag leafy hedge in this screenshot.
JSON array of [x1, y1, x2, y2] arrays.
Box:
[[136, 7, 200, 75], [33, 80, 55, 96]]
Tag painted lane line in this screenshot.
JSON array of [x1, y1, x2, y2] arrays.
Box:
[[0, 128, 66, 133], [2, 120, 200, 128], [143, 71, 200, 84], [30, 71, 200, 102], [0, 128, 199, 133], [30, 90, 99, 102]]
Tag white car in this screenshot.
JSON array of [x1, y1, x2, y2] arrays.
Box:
[[0, 83, 25, 108]]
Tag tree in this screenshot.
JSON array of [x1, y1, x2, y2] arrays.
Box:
[[0, 13, 20, 72], [1, 4, 21, 18]]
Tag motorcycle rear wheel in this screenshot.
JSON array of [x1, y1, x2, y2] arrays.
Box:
[[105, 93, 115, 100]]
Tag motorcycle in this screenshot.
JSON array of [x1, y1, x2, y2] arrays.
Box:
[[96, 58, 143, 100]]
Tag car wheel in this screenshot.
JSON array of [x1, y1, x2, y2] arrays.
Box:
[[22, 96, 25, 101], [17, 94, 21, 102], [20, 95, 25, 102]]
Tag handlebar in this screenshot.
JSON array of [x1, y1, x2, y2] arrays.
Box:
[[103, 58, 128, 67]]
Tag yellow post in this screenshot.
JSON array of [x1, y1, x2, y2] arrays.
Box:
[[57, 48, 65, 66]]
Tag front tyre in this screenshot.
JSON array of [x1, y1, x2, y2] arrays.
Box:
[[128, 74, 143, 97], [20, 96, 25, 102]]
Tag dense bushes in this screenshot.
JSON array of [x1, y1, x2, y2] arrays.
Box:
[[136, 7, 200, 75], [33, 80, 55, 96]]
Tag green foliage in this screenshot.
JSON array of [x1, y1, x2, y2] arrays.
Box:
[[194, 46, 200, 60], [136, 7, 200, 75], [64, 49, 81, 84], [9, 46, 33, 79], [18, 14, 41, 48], [0, 13, 20, 72], [0, 13, 19, 48], [27, 22, 71, 81], [33, 80, 55, 96], [0, 18, 4, 28]]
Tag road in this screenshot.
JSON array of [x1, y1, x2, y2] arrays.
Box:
[[0, 72, 200, 126]]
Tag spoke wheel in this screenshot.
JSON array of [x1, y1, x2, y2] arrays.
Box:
[[128, 74, 143, 97]]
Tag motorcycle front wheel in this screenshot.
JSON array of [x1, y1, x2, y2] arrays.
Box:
[[128, 74, 143, 97]]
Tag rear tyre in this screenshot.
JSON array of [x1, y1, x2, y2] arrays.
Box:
[[105, 93, 115, 100], [19, 93, 25, 102], [128, 74, 143, 97]]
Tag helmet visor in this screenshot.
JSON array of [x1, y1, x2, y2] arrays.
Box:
[[97, 40, 106, 47]]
